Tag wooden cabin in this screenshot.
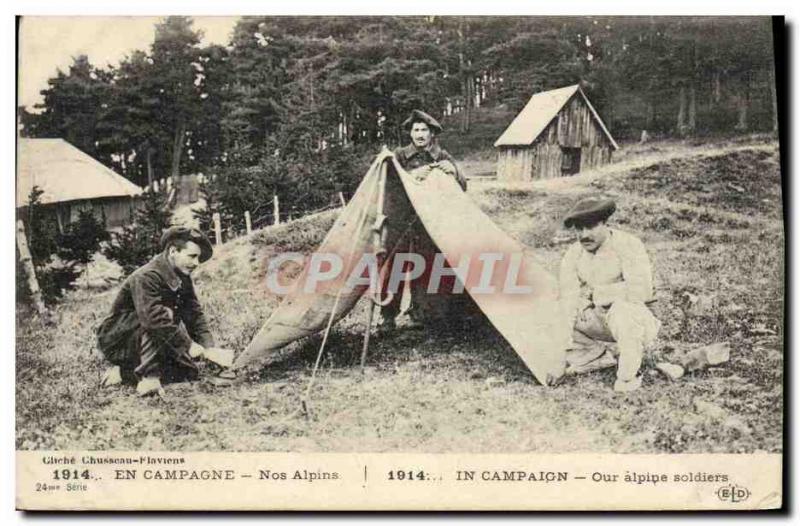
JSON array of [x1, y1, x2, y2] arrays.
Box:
[[17, 139, 143, 231], [494, 85, 618, 181]]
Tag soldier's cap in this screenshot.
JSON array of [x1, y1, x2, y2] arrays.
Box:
[[563, 198, 617, 228], [402, 109, 443, 133], [160, 226, 213, 263]]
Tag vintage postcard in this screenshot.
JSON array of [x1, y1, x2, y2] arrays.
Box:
[[15, 15, 784, 511]]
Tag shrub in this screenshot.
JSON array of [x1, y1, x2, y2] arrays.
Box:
[[193, 177, 218, 237], [37, 258, 82, 302], [24, 187, 58, 263], [17, 188, 110, 305], [103, 188, 172, 275], [58, 210, 110, 264]]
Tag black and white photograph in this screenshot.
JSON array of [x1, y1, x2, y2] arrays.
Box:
[[13, 14, 785, 510]]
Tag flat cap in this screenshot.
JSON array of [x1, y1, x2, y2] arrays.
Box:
[[160, 226, 214, 263], [402, 109, 443, 133], [563, 198, 617, 228]]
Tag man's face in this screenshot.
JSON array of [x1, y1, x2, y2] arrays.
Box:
[[410, 122, 433, 148], [572, 222, 609, 253], [169, 241, 203, 275]]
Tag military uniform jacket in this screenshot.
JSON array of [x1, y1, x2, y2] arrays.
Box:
[[96, 252, 215, 358], [394, 142, 467, 191], [559, 228, 655, 319]]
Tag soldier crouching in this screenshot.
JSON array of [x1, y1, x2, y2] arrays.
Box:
[[558, 197, 661, 392], [96, 226, 232, 396]]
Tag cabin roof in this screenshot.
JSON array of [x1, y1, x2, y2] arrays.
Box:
[[17, 138, 143, 206], [494, 84, 619, 150]]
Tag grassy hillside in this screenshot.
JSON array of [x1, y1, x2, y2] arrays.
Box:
[[16, 136, 783, 454]]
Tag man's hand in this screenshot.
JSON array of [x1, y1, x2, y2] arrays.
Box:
[[578, 297, 593, 312], [203, 347, 235, 368], [189, 342, 234, 368], [189, 341, 205, 359], [592, 282, 627, 307], [437, 160, 457, 176], [412, 164, 434, 182]]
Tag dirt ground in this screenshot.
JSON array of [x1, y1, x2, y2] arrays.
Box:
[[16, 136, 783, 453]]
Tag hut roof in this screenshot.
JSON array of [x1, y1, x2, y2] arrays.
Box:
[[494, 84, 618, 149], [17, 138, 143, 206]]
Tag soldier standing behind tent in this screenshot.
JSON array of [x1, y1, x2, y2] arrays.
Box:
[[96, 227, 234, 397], [379, 110, 467, 333], [558, 197, 661, 392]]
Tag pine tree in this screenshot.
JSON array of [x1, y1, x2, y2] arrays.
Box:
[[22, 55, 108, 157], [103, 188, 172, 275], [95, 50, 163, 185]]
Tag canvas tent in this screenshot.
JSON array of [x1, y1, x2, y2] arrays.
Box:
[[494, 84, 618, 181], [232, 150, 566, 385], [17, 138, 143, 230]]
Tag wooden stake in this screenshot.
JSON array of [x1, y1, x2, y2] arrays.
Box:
[[244, 211, 252, 235], [54, 207, 64, 235], [273, 195, 280, 226], [338, 191, 347, 207], [16, 220, 47, 316], [212, 212, 222, 246]]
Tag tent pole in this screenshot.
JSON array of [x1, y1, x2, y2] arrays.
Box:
[[360, 306, 375, 374], [360, 160, 389, 373], [301, 161, 383, 417]]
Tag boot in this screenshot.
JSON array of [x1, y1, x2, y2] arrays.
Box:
[[100, 366, 122, 387], [377, 316, 396, 336], [136, 376, 165, 398], [565, 348, 617, 375], [613, 376, 642, 393]]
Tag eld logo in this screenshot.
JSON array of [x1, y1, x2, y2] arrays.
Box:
[[716, 485, 751, 503]]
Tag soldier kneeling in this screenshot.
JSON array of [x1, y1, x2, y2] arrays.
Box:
[[96, 227, 233, 397]]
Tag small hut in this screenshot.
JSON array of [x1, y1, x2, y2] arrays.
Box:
[[494, 84, 618, 181], [17, 138, 143, 231]]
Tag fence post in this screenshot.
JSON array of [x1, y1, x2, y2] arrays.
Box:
[[16, 220, 47, 316], [163, 187, 177, 212], [338, 191, 347, 207], [213, 212, 222, 246], [273, 195, 280, 226], [244, 211, 252, 235]]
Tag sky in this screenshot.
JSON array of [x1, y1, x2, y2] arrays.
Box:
[[17, 16, 240, 109]]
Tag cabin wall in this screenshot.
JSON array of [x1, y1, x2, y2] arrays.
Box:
[[496, 92, 615, 181], [557, 94, 612, 150], [496, 148, 535, 181], [100, 197, 138, 228], [530, 141, 564, 179], [64, 197, 138, 229]]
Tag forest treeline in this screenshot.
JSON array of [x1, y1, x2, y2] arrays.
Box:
[[19, 16, 777, 218]]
